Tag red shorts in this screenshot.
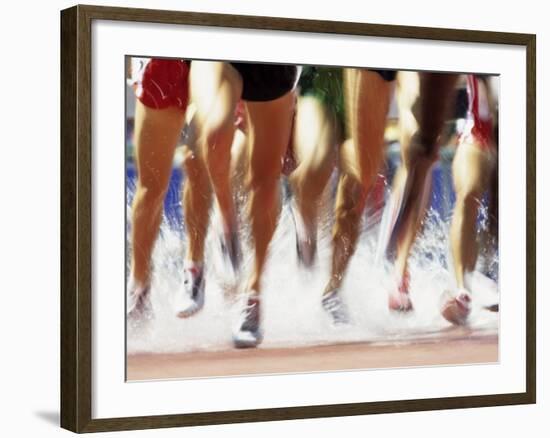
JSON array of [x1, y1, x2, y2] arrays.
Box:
[[460, 74, 494, 150], [134, 58, 190, 111]]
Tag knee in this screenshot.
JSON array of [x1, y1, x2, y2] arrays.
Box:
[[134, 179, 167, 211], [297, 159, 333, 195], [201, 133, 228, 173], [182, 147, 207, 180]]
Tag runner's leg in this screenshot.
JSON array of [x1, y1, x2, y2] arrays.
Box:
[[189, 61, 243, 271], [245, 91, 296, 294], [325, 69, 391, 294], [289, 95, 338, 266], [390, 73, 459, 308], [131, 102, 186, 286]]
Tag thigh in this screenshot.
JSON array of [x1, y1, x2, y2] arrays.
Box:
[[396, 71, 420, 152], [343, 68, 359, 139], [245, 92, 296, 183], [452, 141, 495, 196], [133, 100, 185, 191], [352, 70, 393, 183], [293, 95, 336, 167], [189, 61, 242, 137]]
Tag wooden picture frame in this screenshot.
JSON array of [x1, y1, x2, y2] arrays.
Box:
[[61, 4, 536, 433]]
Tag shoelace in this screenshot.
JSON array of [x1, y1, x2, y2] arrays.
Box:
[[236, 300, 259, 331], [323, 293, 347, 322]]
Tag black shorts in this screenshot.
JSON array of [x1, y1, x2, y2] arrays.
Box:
[[230, 63, 299, 102], [370, 69, 397, 82]]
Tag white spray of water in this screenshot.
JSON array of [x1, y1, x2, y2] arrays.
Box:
[[126, 182, 499, 354]]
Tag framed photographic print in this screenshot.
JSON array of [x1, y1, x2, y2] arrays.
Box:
[[60, 4, 536, 433]]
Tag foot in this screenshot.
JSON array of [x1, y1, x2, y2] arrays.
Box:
[[388, 271, 413, 312], [441, 290, 472, 325], [290, 200, 317, 268], [174, 262, 205, 318], [388, 292, 413, 312], [232, 295, 263, 348], [220, 229, 242, 274], [322, 289, 350, 326], [127, 279, 152, 321]]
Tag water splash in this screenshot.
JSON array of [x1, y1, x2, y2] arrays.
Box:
[[126, 180, 499, 354]]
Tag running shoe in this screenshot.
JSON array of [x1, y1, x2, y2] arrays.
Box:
[[174, 262, 205, 318], [484, 303, 499, 312], [127, 280, 152, 321], [322, 289, 350, 326], [441, 289, 472, 325], [232, 295, 263, 348], [290, 199, 317, 268], [388, 270, 413, 312]]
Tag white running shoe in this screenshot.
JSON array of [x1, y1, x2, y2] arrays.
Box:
[[322, 290, 350, 326], [290, 199, 317, 268], [127, 279, 152, 321], [175, 262, 205, 318], [441, 289, 472, 326], [232, 295, 263, 348]]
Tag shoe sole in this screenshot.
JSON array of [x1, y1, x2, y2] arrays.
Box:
[[233, 335, 263, 349], [176, 305, 202, 319], [441, 301, 470, 326], [176, 296, 204, 319]]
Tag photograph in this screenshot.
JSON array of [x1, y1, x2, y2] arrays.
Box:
[[59, 4, 536, 432], [2, 0, 545, 434], [124, 58, 500, 381]]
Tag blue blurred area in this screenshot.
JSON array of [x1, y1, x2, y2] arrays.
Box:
[[126, 163, 185, 230], [383, 145, 457, 222]]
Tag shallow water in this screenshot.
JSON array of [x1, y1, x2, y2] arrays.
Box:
[[126, 177, 499, 354]]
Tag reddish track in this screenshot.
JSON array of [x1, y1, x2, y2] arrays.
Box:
[[127, 333, 498, 381]]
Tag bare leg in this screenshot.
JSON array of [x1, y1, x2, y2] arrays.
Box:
[[130, 101, 185, 287], [176, 109, 250, 318], [450, 142, 495, 290], [326, 154, 368, 293], [128, 101, 185, 319], [245, 92, 295, 295], [289, 95, 338, 266], [230, 128, 249, 208], [340, 69, 391, 187], [390, 73, 459, 300], [325, 70, 391, 295], [190, 61, 243, 271], [231, 92, 294, 349], [181, 141, 212, 264], [443, 75, 498, 324], [320, 69, 391, 325]]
